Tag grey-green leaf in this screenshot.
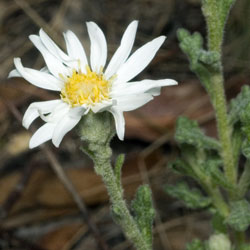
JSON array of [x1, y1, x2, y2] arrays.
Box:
[[238, 244, 250, 250], [175, 117, 221, 150], [229, 85, 250, 125], [242, 140, 250, 159], [165, 182, 212, 209], [168, 158, 195, 177], [207, 161, 232, 190], [226, 199, 250, 231], [131, 185, 155, 248], [186, 239, 206, 250]]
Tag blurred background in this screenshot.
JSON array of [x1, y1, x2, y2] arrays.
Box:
[[0, 0, 249, 249]]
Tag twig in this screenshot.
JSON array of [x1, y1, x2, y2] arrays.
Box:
[[14, 0, 63, 47], [0, 160, 35, 219], [41, 146, 109, 250], [0, 229, 47, 250]]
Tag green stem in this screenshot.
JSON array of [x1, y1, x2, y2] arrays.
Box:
[[78, 112, 150, 250], [93, 150, 150, 250], [204, 0, 237, 191], [191, 162, 229, 218], [206, 185, 229, 218], [210, 72, 237, 188]]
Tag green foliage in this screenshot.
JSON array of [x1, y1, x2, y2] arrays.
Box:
[[169, 157, 196, 177], [175, 117, 220, 150], [165, 183, 212, 209], [173, 117, 224, 186], [242, 140, 250, 159], [240, 103, 250, 141], [226, 200, 250, 231], [238, 244, 250, 250], [186, 239, 206, 250], [212, 213, 227, 234], [207, 162, 232, 190], [229, 86, 250, 170], [229, 86, 250, 125], [131, 185, 155, 248], [177, 29, 220, 93]]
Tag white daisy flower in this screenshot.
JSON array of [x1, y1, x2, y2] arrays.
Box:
[[9, 21, 177, 148]]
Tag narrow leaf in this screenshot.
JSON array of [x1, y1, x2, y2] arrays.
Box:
[[165, 182, 212, 209], [175, 117, 221, 150], [186, 239, 206, 250], [131, 185, 155, 248], [226, 199, 250, 231], [229, 85, 250, 125]]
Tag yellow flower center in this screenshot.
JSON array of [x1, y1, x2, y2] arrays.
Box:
[[61, 66, 111, 107]]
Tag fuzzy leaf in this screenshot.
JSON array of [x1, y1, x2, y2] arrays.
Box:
[[175, 117, 220, 150], [226, 200, 250, 231], [212, 213, 227, 234], [177, 28, 220, 93], [165, 182, 212, 209], [229, 85, 250, 125], [186, 239, 206, 250], [168, 158, 195, 177], [242, 140, 250, 159], [131, 185, 155, 248], [238, 244, 250, 250], [178, 29, 203, 65], [207, 161, 232, 190]]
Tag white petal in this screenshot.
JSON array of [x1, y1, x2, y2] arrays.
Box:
[[29, 35, 70, 78], [63, 30, 88, 73], [39, 29, 70, 62], [40, 66, 49, 73], [115, 93, 153, 111], [105, 21, 138, 79], [146, 87, 161, 96], [22, 100, 62, 129], [52, 113, 81, 147], [41, 102, 69, 123], [111, 79, 177, 97], [86, 22, 107, 72], [13, 58, 63, 91], [29, 123, 56, 148], [90, 100, 114, 113], [116, 36, 166, 83], [8, 69, 21, 78], [68, 106, 87, 118], [109, 107, 125, 140]]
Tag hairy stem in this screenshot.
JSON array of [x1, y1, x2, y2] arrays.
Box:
[[78, 112, 150, 250], [206, 186, 229, 217], [204, 0, 237, 192], [93, 147, 150, 250], [210, 73, 237, 188]]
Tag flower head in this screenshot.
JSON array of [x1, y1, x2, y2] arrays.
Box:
[[9, 21, 177, 148]]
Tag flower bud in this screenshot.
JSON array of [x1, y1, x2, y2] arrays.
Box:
[[208, 234, 231, 250]]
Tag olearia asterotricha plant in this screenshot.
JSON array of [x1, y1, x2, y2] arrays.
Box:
[[165, 0, 250, 249], [9, 21, 177, 250]]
